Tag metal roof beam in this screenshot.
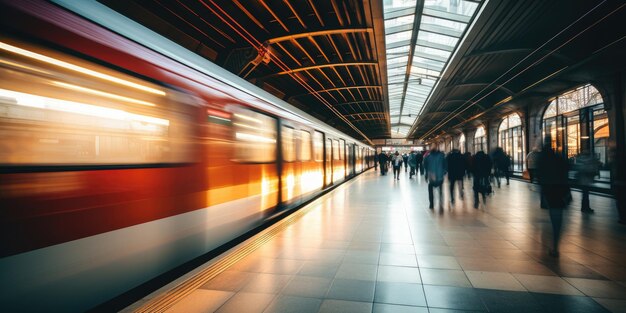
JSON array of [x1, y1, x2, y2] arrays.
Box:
[[445, 83, 515, 96], [290, 85, 382, 98], [266, 28, 373, 44]]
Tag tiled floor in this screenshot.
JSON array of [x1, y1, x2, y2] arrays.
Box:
[[144, 170, 626, 313]]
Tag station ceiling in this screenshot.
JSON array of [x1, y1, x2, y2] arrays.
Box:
[[98, 0, 626, 143]]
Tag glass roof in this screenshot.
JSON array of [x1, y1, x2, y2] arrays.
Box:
[[383, 0, 483, 138]]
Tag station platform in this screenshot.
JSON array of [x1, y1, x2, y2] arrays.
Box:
[[126, 169, 626, 313]]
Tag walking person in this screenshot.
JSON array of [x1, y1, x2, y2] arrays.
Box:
[[403, 153, 409, 172], [537, 138, 571, 257], [416, 151, 424, 176], [408, 151, 417, 179], [447, 149, 466, 203], [424, 145, 447, 209], [472, 151, 492, 209], [492, 147, 511, 187], [463, 152, 472, 179], [575, 152, 599, 213], [378, 151, 388, 175], [392, 151, 402, 180]]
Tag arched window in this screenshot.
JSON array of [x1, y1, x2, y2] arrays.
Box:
[[542, 84, 610, 181], [473, 126, 486, 153], [459, 133, 466, 153], [498, 113, 524, 172]]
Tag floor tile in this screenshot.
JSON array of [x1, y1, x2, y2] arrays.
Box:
[[592, 297, 626, 313], [281, 276, 331, 298], [379, 253, 418, 267], [318, 299, 373, 313], [531, 293, 610, 313], [215, 292, 274, 313], [465, 271, 526, 291], [262, 295, 322, 313], [165, 289, 234, 313], [564, 277, 626, 299], [417, 255, 462, 270], [423, 285, 486, 311], [476, 289, 542, 313], [377, 265, 422, 283], [241, 273, 292, 294], [335, 263, 378, 281], [513, 274, 583, 295], [200, 271, 253, 291], [420, 269, 472, 288], [372, 303, 429, 313], [326, 279, 376, 302], [374, 281, 426, 306], [298, 262, 341, 278]]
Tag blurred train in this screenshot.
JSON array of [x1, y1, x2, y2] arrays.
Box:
[[0, 0, 375, 311]]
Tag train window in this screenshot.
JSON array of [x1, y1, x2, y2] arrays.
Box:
[[282, 126, 295, 162], [0, 39, 195, 166], [298, 130, 311, 161], [332, 140, 339, 160], [339, 139, 345, 160], [233, 109, 276, 163], [313, 131, 324, 161]]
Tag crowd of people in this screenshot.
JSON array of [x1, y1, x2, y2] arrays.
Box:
[[375, 139, 602, 257]]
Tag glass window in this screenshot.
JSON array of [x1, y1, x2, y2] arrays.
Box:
[[313, 131, 324, 161], [332, 140, 339, 160], [299, 130, 312, 161], [339, 139, 345, 160], [282, 126, 295, 162], [0, 39, 195, 166], [459, 133, 465, 153], [474, 126, 486, 153], [542, 84, 610, 182], [498, 113, 524, 172], [233, 110, 276, 163]]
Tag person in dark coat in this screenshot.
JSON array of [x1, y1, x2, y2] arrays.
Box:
[[391, 151, 403, 180], [537, 138, 571, 257], [492, 147, 511, 187], [416, 151, 424, 175], [463, 152, 472, 178], [403, 153, 409, 172], [472, 151, 492, 209], [378, 151, 388, 175], [424, 146, 447, 209], [447, 149, 466, 203], [408, 151, 417, 178]]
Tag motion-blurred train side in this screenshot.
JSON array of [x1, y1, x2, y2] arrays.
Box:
[[0, 1, 374, 311]]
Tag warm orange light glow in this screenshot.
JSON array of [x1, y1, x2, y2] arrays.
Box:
[[0, 41, 165, 96], [0, 88, 169, 126], [51, 81, 157, 107]]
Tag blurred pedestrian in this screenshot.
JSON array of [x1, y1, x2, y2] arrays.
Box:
[[403, 153, 409, 172], [538, 138, 571, 257], [575, 152, 599, 213], [472, 151, 492, 209], [492, 147, 511, 187], [378, 151, 388, 175], [424, 145, 447, 209], [416, 151, 424, 175], [447, 149, 466, 203], [463, 152, 472, 179], [392, 151, 402, 180], [408, 151, 417, 179]]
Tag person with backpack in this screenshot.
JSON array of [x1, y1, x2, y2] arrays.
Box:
[[472, 151, 492, 209]]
